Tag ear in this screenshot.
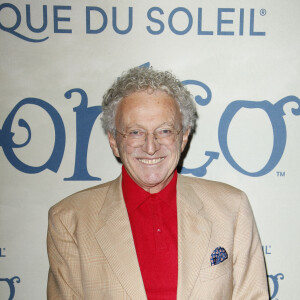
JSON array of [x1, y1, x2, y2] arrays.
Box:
[[108, 131, 120, 157], [181, 127, 190, 152]]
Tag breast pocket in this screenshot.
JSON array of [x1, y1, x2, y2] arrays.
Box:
[[198, 256, 232, 282], [189, 257, 233, 299]]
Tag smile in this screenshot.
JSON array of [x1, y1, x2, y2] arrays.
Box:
[[138, 158, 165, 165]]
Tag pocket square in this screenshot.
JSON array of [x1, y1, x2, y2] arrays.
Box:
[[210, 246, 228, 266]]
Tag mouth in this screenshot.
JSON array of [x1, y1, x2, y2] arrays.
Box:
[[137, 157, 165, 165]]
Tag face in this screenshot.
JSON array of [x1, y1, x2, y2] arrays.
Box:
[[108, 90, 190, 193]]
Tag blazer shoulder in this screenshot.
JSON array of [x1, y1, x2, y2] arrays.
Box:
[[178, 174, 247, 214], [49, 176, 120, 218], [178, 174, 243, 194]]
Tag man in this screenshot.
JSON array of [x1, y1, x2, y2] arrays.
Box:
[[47, 67, 269, 299]]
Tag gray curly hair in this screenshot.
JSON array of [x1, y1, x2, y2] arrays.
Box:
[[101, 67, 197, 134]]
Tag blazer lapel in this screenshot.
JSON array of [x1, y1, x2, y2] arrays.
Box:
[[95, 176, 147, 300], [177, 175, 212, 300]]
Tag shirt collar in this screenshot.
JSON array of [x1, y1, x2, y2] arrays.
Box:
[[121, 166, 177, 214]]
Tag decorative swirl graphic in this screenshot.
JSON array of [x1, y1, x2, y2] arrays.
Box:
[[182, 80, 212, 106], [218, 95, 300, 176], [64, 88, 102, 181], [139, 62, 150, 68], [0, 276, 20, 300], [268, 273, 284, 299], [0, 97, 65, 174], [0, 119, 31, 149], [180, 151, 219, 177]]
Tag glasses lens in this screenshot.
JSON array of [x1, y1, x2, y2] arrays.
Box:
[[121, 128, 181, 147]]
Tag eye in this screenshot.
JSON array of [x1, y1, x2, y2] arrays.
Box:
[[128, 129, 145, 137], [156, 128, 173, 137]]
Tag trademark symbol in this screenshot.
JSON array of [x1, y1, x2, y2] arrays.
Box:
[[260, 9, 267, 16], [276, 171, 285, 177]]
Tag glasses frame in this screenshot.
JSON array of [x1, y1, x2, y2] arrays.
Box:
[[115, 127, 182, 146]]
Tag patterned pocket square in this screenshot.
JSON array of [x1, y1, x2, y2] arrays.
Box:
[[210, 246, 228, 266]]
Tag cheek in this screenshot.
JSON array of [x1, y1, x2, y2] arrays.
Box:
[[172, 141, 183, 156], [119, 144, 138, 158], [164, 144, 181, 162]]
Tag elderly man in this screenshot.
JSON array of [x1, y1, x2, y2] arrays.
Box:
[[47, 67, 269, 299]]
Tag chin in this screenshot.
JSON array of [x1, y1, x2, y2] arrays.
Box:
[[142, 172, 171, 187]]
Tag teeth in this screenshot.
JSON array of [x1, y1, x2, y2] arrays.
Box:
[[138, 158, 164, 164]]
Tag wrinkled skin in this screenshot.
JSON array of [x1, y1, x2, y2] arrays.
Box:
[[108, 90, 190, 193]]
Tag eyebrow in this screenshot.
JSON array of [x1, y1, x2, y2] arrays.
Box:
[[126, 122, 175, 130]]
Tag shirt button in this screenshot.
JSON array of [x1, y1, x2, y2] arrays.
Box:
[[157, 229, 161, 232]]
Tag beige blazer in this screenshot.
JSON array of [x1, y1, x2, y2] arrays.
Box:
[[47, 174, 269, 299]]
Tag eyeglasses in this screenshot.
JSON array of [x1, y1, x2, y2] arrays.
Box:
[[116, 127, 182, 147]]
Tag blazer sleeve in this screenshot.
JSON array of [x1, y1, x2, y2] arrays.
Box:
[[232, 192, 269, 299], [47, 206, 83, 300]]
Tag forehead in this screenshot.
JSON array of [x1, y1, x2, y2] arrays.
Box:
[[116, 90, 181, 128]]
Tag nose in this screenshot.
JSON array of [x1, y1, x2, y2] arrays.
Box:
[[142, 133, 160, 155]]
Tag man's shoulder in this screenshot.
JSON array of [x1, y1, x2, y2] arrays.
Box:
[[178, 174, 247, 213], [178, 174, 243, 195], [49, 176, 120, 218]]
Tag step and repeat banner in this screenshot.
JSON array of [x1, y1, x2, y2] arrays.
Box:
[[0, 0, 299, 299]]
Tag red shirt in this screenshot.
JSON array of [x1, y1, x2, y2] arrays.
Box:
[[122, 167, 178, 300]]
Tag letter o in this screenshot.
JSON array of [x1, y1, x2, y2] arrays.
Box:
[[0, 3, 21, 31], [168, 7, 193, 35], [218, 100, 288, 177]]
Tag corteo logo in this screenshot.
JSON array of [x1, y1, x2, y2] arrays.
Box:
[[0, 273, 285, 300], [0, 276, 20, 300], [268, 273, 284, 299], [0, 66, 299, 180], [0, 3, 266, 43]]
